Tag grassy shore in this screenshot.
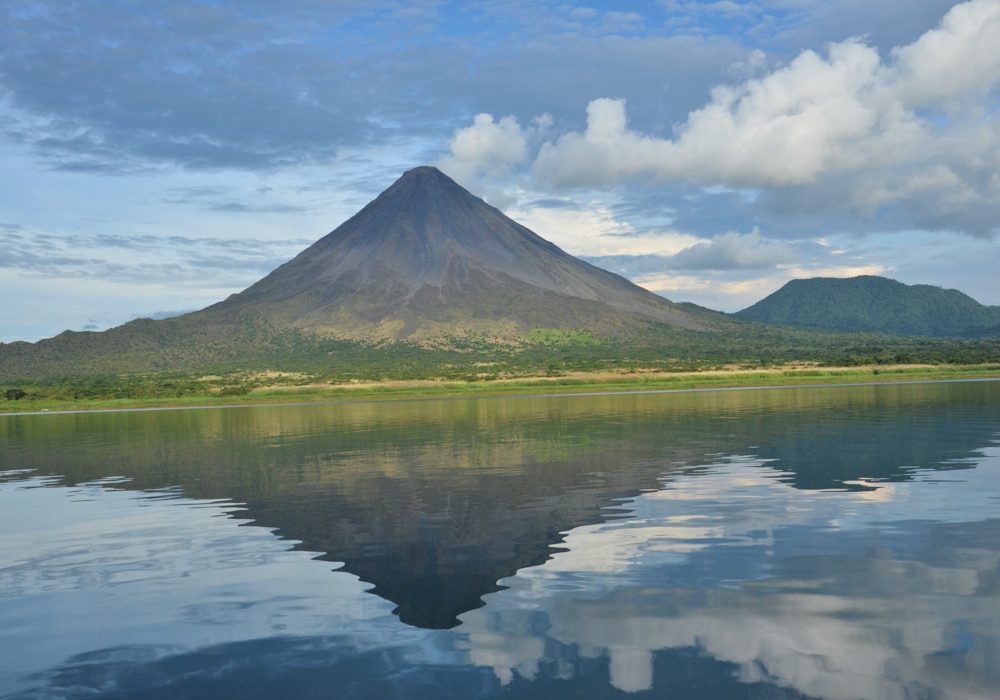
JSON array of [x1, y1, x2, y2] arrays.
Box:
[[2, 364, 999, 414]]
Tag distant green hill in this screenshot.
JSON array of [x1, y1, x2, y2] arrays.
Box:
[[737, 276, 1000, 337]]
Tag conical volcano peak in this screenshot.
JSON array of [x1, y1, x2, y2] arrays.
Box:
[[377, 166, 470, 203], [209, 167, 706, 340], [399, 164, 452, 182], [366, 165, 483, 224]]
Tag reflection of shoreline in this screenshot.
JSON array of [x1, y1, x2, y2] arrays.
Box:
[[3, 371, 999, 416], [458, 452, 1000, 698]]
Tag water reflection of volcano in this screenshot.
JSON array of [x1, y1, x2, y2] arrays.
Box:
[[10, 446, 999, 699], [3, 381, 999, 629]]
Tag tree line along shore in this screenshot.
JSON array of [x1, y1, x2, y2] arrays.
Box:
[[3, 363, 999, 414]]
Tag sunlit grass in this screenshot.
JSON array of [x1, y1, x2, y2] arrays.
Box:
[[3, 364, 998, 414]]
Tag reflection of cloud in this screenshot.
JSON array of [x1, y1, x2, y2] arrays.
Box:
[[528, 586, 993, 697], [542, 517, 725, 573], [0, 475, 427, 694], [458, 450, 1000, 696]]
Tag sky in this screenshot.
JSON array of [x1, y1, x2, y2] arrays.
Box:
[[1, 0, 999, 341]]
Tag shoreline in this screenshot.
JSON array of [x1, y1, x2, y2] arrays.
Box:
[[3, 364, 999, 416]]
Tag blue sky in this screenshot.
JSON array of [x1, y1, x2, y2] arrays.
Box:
[[2, 0, 999, 340]]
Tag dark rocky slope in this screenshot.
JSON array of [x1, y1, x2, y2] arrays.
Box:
[[204, 165, 705, 340]]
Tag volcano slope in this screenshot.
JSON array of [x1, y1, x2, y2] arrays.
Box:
[[0, 167, 723, 380], [219, 166, 706, 340]]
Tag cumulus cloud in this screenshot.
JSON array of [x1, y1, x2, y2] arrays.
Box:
[[888, 0, 1000, 107], [530, 0, 1000, 236], [437, 113, 552, 187], [436, 114, 529, 183], [531, 43, 916, 188]]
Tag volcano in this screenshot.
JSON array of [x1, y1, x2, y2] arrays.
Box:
[[1, 167, 714, 380], [199, 166, 705, 340]]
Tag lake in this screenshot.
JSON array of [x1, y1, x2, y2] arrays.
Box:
[[2, 380, 999, 699]]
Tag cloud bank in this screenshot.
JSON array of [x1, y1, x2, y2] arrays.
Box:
[[534, 0, 1000, 184], [579, 229, 797, 274], [441, 0, 1000, 237]]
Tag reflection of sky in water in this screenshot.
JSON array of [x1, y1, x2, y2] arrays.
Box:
[[458, 446, 1000, 698], [2, 444, 1000, 698], [0, 475, 444, 697]]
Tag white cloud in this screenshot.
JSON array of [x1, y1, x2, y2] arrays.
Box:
[[508, 201, 700, 257], [532, 41, 917, 188], [667, 227, 797, 269], [530, 0, 1000, 235], [436, 113, 531, 185], [888, 0, 1000, 108]]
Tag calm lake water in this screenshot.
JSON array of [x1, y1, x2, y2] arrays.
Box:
[[2, 381, 1000, 699]]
